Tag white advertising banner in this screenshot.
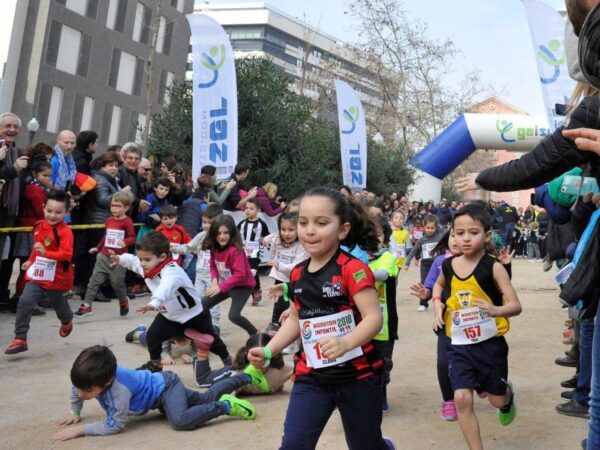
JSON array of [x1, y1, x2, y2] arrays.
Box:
[[523, 0, 575, 131], [187, 14, 238, 180], [335, 80, 367, 191]]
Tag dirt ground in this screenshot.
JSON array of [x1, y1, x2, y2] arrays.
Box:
[[0, 259, 588, 449]]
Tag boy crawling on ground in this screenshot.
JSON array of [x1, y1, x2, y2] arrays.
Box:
[[53, 345, 269, 440]]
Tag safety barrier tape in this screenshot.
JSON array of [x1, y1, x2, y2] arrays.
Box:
[[0, 223, 144, 233]]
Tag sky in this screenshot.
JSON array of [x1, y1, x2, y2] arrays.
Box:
[[198, 0, 568, 115]]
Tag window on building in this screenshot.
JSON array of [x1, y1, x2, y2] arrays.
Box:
[[46, 22, 91, 77], [47, 86, 64, 133], [116, 50, 136, 95], [106, 0, 126, 32], [132, 57, 144, 96], [108, 105, 121, 145], [158, 70, 174, 105], [163, 21, 173, 55], [135, 113, 146, 144], [64, 0, 87, 16], [86, 0, 98, 19], [177, 0, 185, 12], [81, 96, 95, 130], [56, 25, 82, 75], [77, 34, 92, 77], [156, 16, 166, 53], [132, 2, 144, 42]]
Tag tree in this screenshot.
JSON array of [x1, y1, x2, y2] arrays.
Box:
[[148, 58, 415, 198]]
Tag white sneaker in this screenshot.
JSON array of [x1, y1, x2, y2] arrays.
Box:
[[528, 260, 534, 263], [417, 305, 427, 312]]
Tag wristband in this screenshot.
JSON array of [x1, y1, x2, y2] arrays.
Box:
[[70, 410, 81, 417], [263, 347, 272, 360], [282, 283, 290, 303], [432, 296, 442, 303]]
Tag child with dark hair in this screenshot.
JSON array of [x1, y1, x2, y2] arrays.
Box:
[[156, 205, 191, 265], [75, 191, 136, 318], [248, 187, 394, 450], [53, 345, 266, 441], [5, 190, 74, 354], [202, 215, 258, 336], [111, 232, 231, 372], [238, 197, 270, 304], [138, 176, 172, 230], [405, 214, 445, 311], [194, 333, 292, 393]]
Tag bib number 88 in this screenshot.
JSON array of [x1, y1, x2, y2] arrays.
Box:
[[33, 269, 45, 278]]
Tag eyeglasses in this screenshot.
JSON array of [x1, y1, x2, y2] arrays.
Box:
[[140, 167, 151, 172]]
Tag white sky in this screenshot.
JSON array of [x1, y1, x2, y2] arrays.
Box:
[[200, 0, 568, 115]]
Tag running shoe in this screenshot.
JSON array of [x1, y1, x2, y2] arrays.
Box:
[[119, 299, 129, 317], [417, 305, 427, 312], [74, 304, 92, 318], [125, 324, 147, 343], [59, 321, 73, 337], [251, 290, 262, 306], [184, 328, 214, 352], [5, 338, 27, 354], [219, 394, 256, 420], [441, 400, 457, 421], [244, 364, 270, 392], [498, 381, 516, 426]]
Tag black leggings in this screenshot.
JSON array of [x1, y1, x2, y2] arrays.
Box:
[[202, 287, 257, 335], [437, 329, 454, 402], [146, 311, 229, 361], [270, 279, 287, 325]]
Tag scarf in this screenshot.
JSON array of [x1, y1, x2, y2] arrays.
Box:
[[52, 145, 77, 190], [26, 176, 50, 194], [2, 144, 20, 216], [144, 256, 174, 279], [578, 1, 600, 89]]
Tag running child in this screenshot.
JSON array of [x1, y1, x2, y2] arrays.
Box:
[[237, 197, 270, 304], [390, 210, 409, 269], [201, 214, 259, 336], [368, 217, 399, 413], [5, 190, 74, 354], [75, 191, 136, 318], [171, 203, 223, 332], [156, 205, 191, 264], [111, 232, 231, 372], [405, 214, 444, 311], [53, 345, 267, 440], [432, 204, 522, 450], [194, 333, 292, 394], [263, 212, 309, 335], [248, 187, 395, 450]]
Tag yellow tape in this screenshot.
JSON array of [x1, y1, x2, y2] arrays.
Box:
[[0, 223, 144, 233]]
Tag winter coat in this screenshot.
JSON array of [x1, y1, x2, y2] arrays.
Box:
[[81, 170, 120, 225]]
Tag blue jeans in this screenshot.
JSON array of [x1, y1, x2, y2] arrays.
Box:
[[587, 311, 600, 446], [280, 375, 390, 450], [577, 320, 593, 406], [156, 371, 248, 430], [502, 222, 515, 247]]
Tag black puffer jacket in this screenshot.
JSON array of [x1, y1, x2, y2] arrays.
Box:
[[81, 170, 119, 225], [476, 95, 600, 190]]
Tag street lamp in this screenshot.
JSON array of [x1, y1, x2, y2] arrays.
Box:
[[27, 118, 39, 145]]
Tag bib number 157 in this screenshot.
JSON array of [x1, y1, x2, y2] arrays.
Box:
[[463, 325, 481, 339]]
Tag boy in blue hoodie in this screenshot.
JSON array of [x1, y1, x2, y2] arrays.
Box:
[[53, 345, 269, 440]]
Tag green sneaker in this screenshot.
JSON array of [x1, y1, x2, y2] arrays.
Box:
[[498, 381, 516, 426], [220, 394, 256, 420], [244, 364, 270, 393]]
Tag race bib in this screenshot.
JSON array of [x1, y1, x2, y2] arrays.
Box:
[[27, 256, 57, 282], [299, 310, 363, 368], [395, 245, 406, 259], [244, 241, 260, 258], [413, 230, 423, 240], [105, 229, 125, 249], [450, 306, 498, 345], [198, 251, 211, 270], [216, 260, 231, 281], [276, 252, 294, 266], [422, 242, 436, 259]]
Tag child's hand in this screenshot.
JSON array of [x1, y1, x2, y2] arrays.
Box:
[[136, 305, 156, 314], [21, 260, 31, 272], [205, 285, 221, 297], [108, 250, 120, 267], [410, 283, 429, 300], [248, 346, 268, 368], [267, 284, 285, 301], [117, 240, 126, 248], [57, 414, 82, 426], [149, 214, 160, 222], [432, 301, 446, 331], [88, 247, 99, 255], [53, 424, 84, 441], [161, 356, 175, 365], [318, 336, 349, 359], [498, 246, 515, 265], [33, 242, 46, 255], [475, 299, 499, 317]]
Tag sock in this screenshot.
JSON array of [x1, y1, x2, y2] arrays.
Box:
[[244, 374, 253, 384], [222, 400, 231, 414]]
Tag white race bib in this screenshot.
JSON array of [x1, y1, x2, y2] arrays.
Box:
[[27, 256, 57, 282], [299, 310, 363, 368], [413, 230, 423, 240], [276, 252, 295, 266], [395, 245, 406, 259], [198, 251, 211, 270], [450, 307, 498, 345], [244, 241, 260, 258], [216, 260, 231, 281], [422, 242, 436, 260], [105, 229, 125, 249]]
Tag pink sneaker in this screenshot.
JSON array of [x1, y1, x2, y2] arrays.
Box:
[[478, 391, 488, 399], [184, 329, 215, 352], [441, 400, 457, 421]]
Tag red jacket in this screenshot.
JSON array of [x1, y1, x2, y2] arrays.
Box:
[[96, 216, 136, 256], [157, 224, 191, 264], [26, 220, 74, 291], [19, 183, 47, 227]]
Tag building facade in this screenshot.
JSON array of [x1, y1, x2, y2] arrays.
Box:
[[194, 2, 398, 139], [1, 0, 193, 149]]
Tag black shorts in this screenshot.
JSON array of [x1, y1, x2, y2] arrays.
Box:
[[447, 336, 509, 396]]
